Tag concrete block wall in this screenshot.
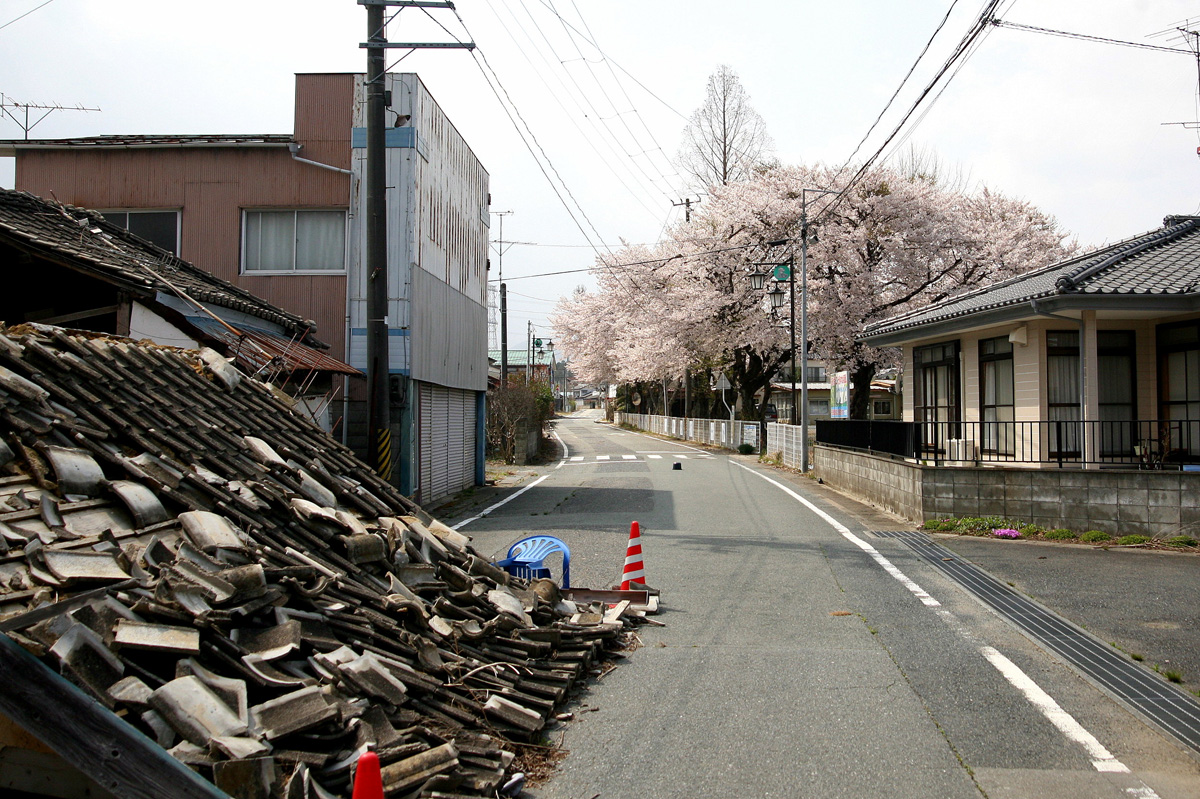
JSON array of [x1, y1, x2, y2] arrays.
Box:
[[814, 446, 923, 521], [815, 444, 1200, 538]]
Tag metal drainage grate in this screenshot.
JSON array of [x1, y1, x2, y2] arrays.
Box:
[[878, 530, 1200, 756]]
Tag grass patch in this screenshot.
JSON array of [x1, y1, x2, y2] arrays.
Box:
[[1081, 530, 1112, 543], [1044, 528, 1077, 540], [1167, 536, 1198, 548], [1165, 670, 1184, 683], [1116, 534, 1152, 546], [1132, 653, 1145, 661]]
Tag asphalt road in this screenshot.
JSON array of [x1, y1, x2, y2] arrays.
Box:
[[443, 411, 1200, 798]]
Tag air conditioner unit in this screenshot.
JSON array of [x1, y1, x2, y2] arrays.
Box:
[[947, 438, 976, 462]]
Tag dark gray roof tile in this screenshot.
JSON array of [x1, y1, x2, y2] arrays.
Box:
[[862, 216, 1200, 339]]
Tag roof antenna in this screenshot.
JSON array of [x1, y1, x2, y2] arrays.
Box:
[[0, 93, 100, 140]]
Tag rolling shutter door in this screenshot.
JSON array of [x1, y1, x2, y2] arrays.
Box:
[[418, 383, 477, 505]]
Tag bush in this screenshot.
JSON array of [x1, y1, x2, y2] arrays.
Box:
[[737, 443, 755, 455], [1019, 523, 1048, 536], [1116, 534, 1152, 546], [1044, 529, 1077, 540], [1167, 536, 1198, 547], [1081, 530, 1111, 543], [935, 520, 960, 532], [923, 519, 948, 530]]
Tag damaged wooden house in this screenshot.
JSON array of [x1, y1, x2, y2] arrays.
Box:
[[0, 324, 634, 799], [0, 188, 360, 433]]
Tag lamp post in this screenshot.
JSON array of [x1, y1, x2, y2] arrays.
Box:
[[761, 186, 838, 472]]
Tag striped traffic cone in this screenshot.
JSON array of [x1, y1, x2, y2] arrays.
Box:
[[352, 750, 383, 799], [620, 521, 645, 590]]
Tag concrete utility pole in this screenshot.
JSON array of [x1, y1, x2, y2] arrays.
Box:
[[493, 210, 513, 384], [673, 197, 700, 222], [359, 0, 474, 482], [364, 0, 390, 478]]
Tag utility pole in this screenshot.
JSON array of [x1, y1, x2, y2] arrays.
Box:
[[364, 0, 390, 479], [672, 196, 700, 222], [359, 0, 474, 483], [493, 210, 513, 385]]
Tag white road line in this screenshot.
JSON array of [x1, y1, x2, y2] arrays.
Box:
[[733, 462, 938, 607], [596, 455, 610, 461], [451, 474, 550, 531], [733, 461, 1159, 794], [980, 646, 1132, 774], [647, 454, 662, 459], [570, 456, 583, 462], [622, 454, 637, 460]]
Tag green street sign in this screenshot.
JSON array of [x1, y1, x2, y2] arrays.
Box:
[[773, 264, 791, 281], [534, 338, 543, 347]]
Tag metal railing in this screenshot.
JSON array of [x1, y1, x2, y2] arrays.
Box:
[[815, 418, 1200, 468]]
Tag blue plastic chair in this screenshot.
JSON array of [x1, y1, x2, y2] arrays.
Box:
[[493, 535, 570, 587]]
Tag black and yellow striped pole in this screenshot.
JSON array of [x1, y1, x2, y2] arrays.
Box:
[[374, 425, 393, 479]]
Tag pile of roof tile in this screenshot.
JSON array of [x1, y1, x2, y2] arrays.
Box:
[[0, 325, 632, 799]]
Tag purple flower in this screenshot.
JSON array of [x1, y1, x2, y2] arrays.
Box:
[[993, 528, 1020, 539]]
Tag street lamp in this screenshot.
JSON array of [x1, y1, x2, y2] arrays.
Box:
[[768, 186, 839, 472]]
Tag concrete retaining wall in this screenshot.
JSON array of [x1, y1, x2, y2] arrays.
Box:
[[814, 444, 1200, 537]]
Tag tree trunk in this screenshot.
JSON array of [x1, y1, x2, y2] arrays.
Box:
[[849, 362, 876, 420]]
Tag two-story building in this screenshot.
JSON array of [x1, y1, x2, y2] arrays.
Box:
[[1, 73, 490, 505]]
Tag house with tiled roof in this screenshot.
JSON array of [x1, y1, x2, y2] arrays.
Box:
[[0, 187, 359, 427], [811, 216, 1200, 536]]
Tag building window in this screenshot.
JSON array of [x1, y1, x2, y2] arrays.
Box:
[[1098, 331, 1136, 456], [1046, 330, 1080, 456], [914, 341, 960, 453], [872, 399, 893, 418], [1158, 321, 1200, 457], [243, 209, 347, 273], [980, 336, 1014, 455], [809, 398, 830, 417], [102, 210, 179, 254]]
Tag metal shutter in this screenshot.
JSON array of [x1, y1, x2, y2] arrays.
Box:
[[418, 383, 477, 505]]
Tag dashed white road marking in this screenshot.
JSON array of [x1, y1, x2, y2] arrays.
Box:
[[647, 454, 663, 459], [570, 456, 583, 462], [622, 454, 637, 460], [596, 455, 610, 461], [732, 460, 1159, 795]]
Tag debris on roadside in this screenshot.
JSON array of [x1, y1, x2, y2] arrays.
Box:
[[0, 325, 652, 799]]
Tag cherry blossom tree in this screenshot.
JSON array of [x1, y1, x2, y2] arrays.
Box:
[[554, 160, 1075, 419]]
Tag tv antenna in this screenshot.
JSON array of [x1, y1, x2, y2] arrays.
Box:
[[0, 94, 100, 139]]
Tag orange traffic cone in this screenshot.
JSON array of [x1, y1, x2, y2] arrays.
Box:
[[352, 750, 383, 799], [620, 521, 645, 590]]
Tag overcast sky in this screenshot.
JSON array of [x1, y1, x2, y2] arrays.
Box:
[[2, 1, 1198, 353]]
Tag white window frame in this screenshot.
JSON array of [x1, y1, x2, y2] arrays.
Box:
[[241, 208, 348, 275]]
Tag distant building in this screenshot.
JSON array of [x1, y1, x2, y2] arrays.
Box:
[[1, 73, 490, 504]]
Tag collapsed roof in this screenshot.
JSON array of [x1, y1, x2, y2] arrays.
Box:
[[0, 326, 631, 799], [0, 189, 358, 377]]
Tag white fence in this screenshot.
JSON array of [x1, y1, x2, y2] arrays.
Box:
[[765, 422, 808, 470], [615, 413, 812, 470]]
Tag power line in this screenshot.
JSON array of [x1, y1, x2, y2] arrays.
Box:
[[0, 0, 56, 32], [484, 1, 671, 218], [822, 0, 1004, 220]]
